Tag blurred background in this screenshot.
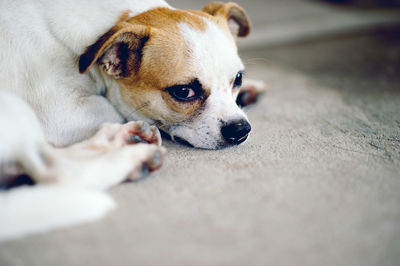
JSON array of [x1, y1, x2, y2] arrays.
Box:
[[170, 0, 400, 47]]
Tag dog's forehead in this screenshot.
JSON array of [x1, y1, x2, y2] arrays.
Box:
[[178, 17, 243, 88], [129, 8, 243, 90]]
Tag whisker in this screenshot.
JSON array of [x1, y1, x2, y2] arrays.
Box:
[[125, 102, 150, 121]]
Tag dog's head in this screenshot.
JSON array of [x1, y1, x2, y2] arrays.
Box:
[[79, 2, 251, 149]]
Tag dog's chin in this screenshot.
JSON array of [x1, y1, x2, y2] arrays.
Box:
[[159, 130, 229, 150], [175, 136, 230, 150]]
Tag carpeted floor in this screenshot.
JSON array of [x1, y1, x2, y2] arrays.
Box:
[[1, 25, 399, 266]]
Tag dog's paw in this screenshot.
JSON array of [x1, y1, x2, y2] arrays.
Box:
[[91, 121, 162, 149], [124, 121, 162, 146], [53, 143, 166, 189], [237, 79, 267, 107], [125, 144, 166, 181]]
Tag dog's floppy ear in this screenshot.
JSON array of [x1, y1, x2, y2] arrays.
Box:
[[79, 24, 150, 79], [202, 1, 250, 37]]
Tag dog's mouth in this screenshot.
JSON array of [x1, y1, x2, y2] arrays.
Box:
[[159, 129, 172, 140]]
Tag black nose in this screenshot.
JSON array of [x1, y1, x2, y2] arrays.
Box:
[[221, 119, 251, 145]]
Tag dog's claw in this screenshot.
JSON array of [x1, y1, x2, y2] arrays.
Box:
[[140, 164, 150, 178], [150, 125, 162, 146], [147, 148, 164, 169]]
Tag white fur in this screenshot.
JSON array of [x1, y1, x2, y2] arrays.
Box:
[[0, 186, 115, 242], [172, 20, 249, 149]]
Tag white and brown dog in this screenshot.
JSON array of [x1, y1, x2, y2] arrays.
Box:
[[0, 0, 265, 239]]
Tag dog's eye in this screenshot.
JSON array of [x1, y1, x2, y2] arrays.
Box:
[[166, 79, 203, 102], [168, 86, 198, 102], [234, 72, 243, 88]]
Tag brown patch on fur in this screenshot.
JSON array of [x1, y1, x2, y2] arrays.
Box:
[[79, 6, 245, 121]]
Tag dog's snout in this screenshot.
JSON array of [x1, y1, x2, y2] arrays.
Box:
[[221, 119, 251, 145]]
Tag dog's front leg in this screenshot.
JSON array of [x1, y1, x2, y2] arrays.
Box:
[[52, 121, 165, 189], [34, 121, 166, 190], [236, 79, 268, 107]]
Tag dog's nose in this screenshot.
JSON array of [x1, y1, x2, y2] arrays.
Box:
[[221, 119, 251, 145]]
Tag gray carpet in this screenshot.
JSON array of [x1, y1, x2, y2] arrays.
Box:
[[1, 27, 400, 266]]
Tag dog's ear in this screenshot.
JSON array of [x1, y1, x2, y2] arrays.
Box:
[[79, 25, 150, 79], [202, 2, 250, 37]]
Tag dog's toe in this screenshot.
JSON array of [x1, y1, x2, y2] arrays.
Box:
[[124, 121, 162, 145], [126, 145, 166, 181], [145, 147, 166, 170]]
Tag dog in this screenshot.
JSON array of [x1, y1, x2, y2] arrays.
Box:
[[0, 0, 266, 240]]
